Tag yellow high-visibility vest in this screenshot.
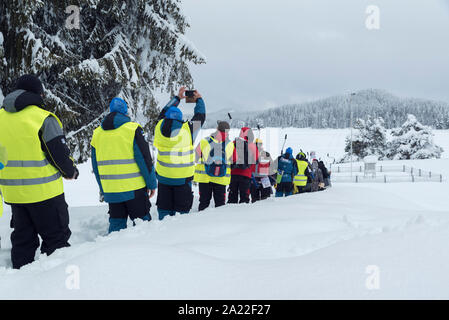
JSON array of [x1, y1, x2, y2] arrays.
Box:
[[91, 122, 146, 193], [0, 105, 64, 204], [0, 191, 3, 217], [0, 144, 7, 168], [194, 136, 234, 186], [294, 160, 309, 187], [154, 119, 195, 179], [0, 143, 6, 216], [194, 138, 210, 184]]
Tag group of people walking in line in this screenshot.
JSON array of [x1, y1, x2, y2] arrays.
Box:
[[0, 75, 330, 269]]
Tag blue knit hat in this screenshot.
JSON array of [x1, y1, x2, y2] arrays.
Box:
[[109, 97, 128, 115], [286, 147, 293, 155], [165, 106, 183, 121]]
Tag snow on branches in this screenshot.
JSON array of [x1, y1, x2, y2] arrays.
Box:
[[387, 114, 443, 160], [0, 0, 205, 162], [341, 114, 443, 162]]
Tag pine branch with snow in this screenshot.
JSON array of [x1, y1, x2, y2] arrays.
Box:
[[387, 114, 444, 160], [0, 0, 206, 162]]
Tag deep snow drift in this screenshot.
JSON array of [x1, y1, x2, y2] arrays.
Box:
[[0, 128, 448, 299]]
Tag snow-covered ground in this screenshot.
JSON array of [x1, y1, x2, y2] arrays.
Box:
[[0, 128, 448, 299]]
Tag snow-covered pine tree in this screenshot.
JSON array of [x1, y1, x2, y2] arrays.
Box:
[[0, 0, 205, 162], [341, 116, 387, 162], [386, 114, 443, 160], [343, 119, 369, 161]]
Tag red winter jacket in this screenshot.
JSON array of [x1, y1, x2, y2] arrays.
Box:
[[231, 127, 259, 179]]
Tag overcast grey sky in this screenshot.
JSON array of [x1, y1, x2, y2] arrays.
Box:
[[181, 0, 449, 112]]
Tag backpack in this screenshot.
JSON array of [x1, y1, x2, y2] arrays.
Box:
[[232, 138, 251, 170], [204, 137, 228, 177]]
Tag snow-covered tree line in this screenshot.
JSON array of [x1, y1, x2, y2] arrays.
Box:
[[0, 0, 205, 162], [241, 89, 449, 130], [341, 114, 444, 162]]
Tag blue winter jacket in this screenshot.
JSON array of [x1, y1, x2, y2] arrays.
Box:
[[155, 96, 206, 186], [91, 112, 157, 203], [276, 153, 298, 183]]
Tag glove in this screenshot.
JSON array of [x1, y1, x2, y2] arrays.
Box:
[[73, 168, 79, 180], [99, 192, 104, 203]]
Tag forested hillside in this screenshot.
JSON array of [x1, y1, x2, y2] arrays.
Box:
[[234, 89, 449, 129]]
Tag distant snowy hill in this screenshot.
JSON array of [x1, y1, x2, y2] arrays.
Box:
[[213, 89, 449, 129]]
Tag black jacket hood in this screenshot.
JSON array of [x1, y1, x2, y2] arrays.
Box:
[[2, 89, 44, 113], [101, 112, 131, 131]]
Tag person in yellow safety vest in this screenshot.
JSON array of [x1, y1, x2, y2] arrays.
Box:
[[0, 143, 7, 217], [91, 97, 158, 234], [294, 152, 311, 194], [0, 75, 79, 269], [154, 87, 206, 220], [194, 121, 234, 211]]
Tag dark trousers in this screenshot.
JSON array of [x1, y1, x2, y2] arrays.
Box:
[[10, 193, 71, 269], [108, 188, 151, 233], [276, 182, 293, 197], [228, 175, 251, 204], [251, 184, 272, 203], [156, 182, 193, 219], [199, 182, 226, 211]]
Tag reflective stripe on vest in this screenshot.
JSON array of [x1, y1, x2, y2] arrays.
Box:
[[157, 159, 195, 168], [294, 160, 309, 187], [0, 172, 61, 186], [6, 159, 50, 167], [194, 163, 210, 184], [97, 159, 137, 166], [154, 119, 195, 179], [193, 136, 234, 186], [91, 122, 146, 193], [0, 144, 5, 216], [0, 106, 64, 204], [100, 172, 142, 180], [158, 150, 194, 157]]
